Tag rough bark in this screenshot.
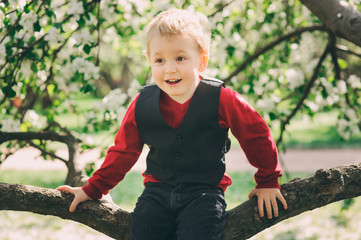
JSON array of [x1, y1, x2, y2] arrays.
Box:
[[1, 162, 361, 240], [301, 0, 361, 47]]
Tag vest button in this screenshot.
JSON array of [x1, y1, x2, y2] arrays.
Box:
[[175, 153, 182, 159], [175, 135, 182, 142], [175, 172, 182, 178]]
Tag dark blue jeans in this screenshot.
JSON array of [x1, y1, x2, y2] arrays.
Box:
[[130, 182, 227, 240]]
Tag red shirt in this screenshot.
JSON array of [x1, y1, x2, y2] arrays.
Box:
[[83, 87, 281, 200]]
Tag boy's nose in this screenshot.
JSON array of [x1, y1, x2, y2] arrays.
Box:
[[165, 61, 177, 73]]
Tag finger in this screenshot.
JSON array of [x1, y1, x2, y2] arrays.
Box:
[[248, 189, 255, 199], [271, 197, 279, 217], [69, 197, 80, 212], [257, 197, 264, 218], [277, 192, 288, 210], [56, 185, 73, 194], [265, 199, 273, 219]]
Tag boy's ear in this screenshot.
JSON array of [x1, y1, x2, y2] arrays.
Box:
[[199, 52, 209, 72]]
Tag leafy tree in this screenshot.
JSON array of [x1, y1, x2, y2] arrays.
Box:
[[0, 0, 361, 239]]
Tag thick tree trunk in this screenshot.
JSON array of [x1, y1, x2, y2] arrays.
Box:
[[301, 0, 361, 47], [1, 162, 360, 240]]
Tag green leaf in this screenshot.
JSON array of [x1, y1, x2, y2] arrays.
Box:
[[45, 9, 54, 18], [2, 86, 16, 98], [77, 17, 86, 28], [0, 6, 6, 14], [337, 59, 348, 70], [83, 44, 92, 54], [81, 83, 94, 93], [34, 21, 41, 32], [47, 84, 56, 96], [31, 62, 38, 73]]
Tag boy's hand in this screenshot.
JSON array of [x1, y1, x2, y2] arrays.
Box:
[[56, 185, 92, 212], [248, 187, 287, 219]]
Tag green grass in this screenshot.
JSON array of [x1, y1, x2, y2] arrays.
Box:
[[0, 170, 67, 189], [275, 112, 361, 149]]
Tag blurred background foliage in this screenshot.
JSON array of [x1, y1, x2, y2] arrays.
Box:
[[1, 1, 361, 239]]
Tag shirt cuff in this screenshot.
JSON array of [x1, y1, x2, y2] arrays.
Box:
[[82, 183, 103, 200], [256, 177, 281, 189]]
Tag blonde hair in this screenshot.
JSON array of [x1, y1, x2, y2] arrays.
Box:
[[144, 9, 211, 57]]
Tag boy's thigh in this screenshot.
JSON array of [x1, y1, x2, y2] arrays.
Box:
[[176, 189, 227, 240], [130, 185, 175, 240]]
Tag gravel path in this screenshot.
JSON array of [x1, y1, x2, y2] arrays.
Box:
[[1, 147, 361, 173]]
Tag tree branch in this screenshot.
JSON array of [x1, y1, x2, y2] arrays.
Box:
[[28, 141, 68, 164], [276, 35, 331, 147], [223, 162, 361, 240], [208, 0, 237, 18], [300, 0, 361, 47], [0, 131, 69, 145], [1, 162, 361, 240], [222, 25, 326, 83], [335, 44, 361, 58], [0, 183, 130, 240]]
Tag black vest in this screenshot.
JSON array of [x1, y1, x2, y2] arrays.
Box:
[[135, 78, 228, 186]]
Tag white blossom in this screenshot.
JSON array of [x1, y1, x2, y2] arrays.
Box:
[[337, 119, 351, 139], [1, 119, 21, 132], [256, 98, 275, 113], [72, 28, 94, 44], [116, 106, 127, 123], [8, 0, 26, 10], [24, 110, 46, 128], [285, 68, 305, 90], [19, 11, 37, 33], [44, 27, 64, 45], [347, 74, 361, 89], [0, 37, 8, 66], [337, 80, 347, 94], [305, 100, 319, 112], [102, 88, 127, 112], [67, 0, 84, 20], [14, 29, 31, 42], [345, 108, 358, 122], [127, 80, 141, 98], [0, 6, 4, 29], [84, 110, 96, 123], [72, 57, 100, 80], [20, 61, 32, 79], [37, 70, 48, 85]]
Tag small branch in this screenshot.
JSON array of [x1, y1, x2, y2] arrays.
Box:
[[276, 35, 331, 147], [208, 0, 237, 18], [28, 142, 68, 164], [0, 131, 69, 145], [222, 25, 326, 83], [329, 34, 341, 80], [335, 44, 361, 58]]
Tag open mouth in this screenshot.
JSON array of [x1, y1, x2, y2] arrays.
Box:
[[166, 79, 182, 85]]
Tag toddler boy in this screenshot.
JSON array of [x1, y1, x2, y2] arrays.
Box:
[[57, 8, 287, 240]]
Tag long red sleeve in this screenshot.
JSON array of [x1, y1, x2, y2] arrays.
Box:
[[219, 87, 281, 189]]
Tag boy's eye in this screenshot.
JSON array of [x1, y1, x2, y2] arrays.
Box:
[[155, 59, 164, 63], [177, 56, 185, 61]]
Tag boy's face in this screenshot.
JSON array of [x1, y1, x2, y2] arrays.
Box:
[[148, 34, 208, 103]]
